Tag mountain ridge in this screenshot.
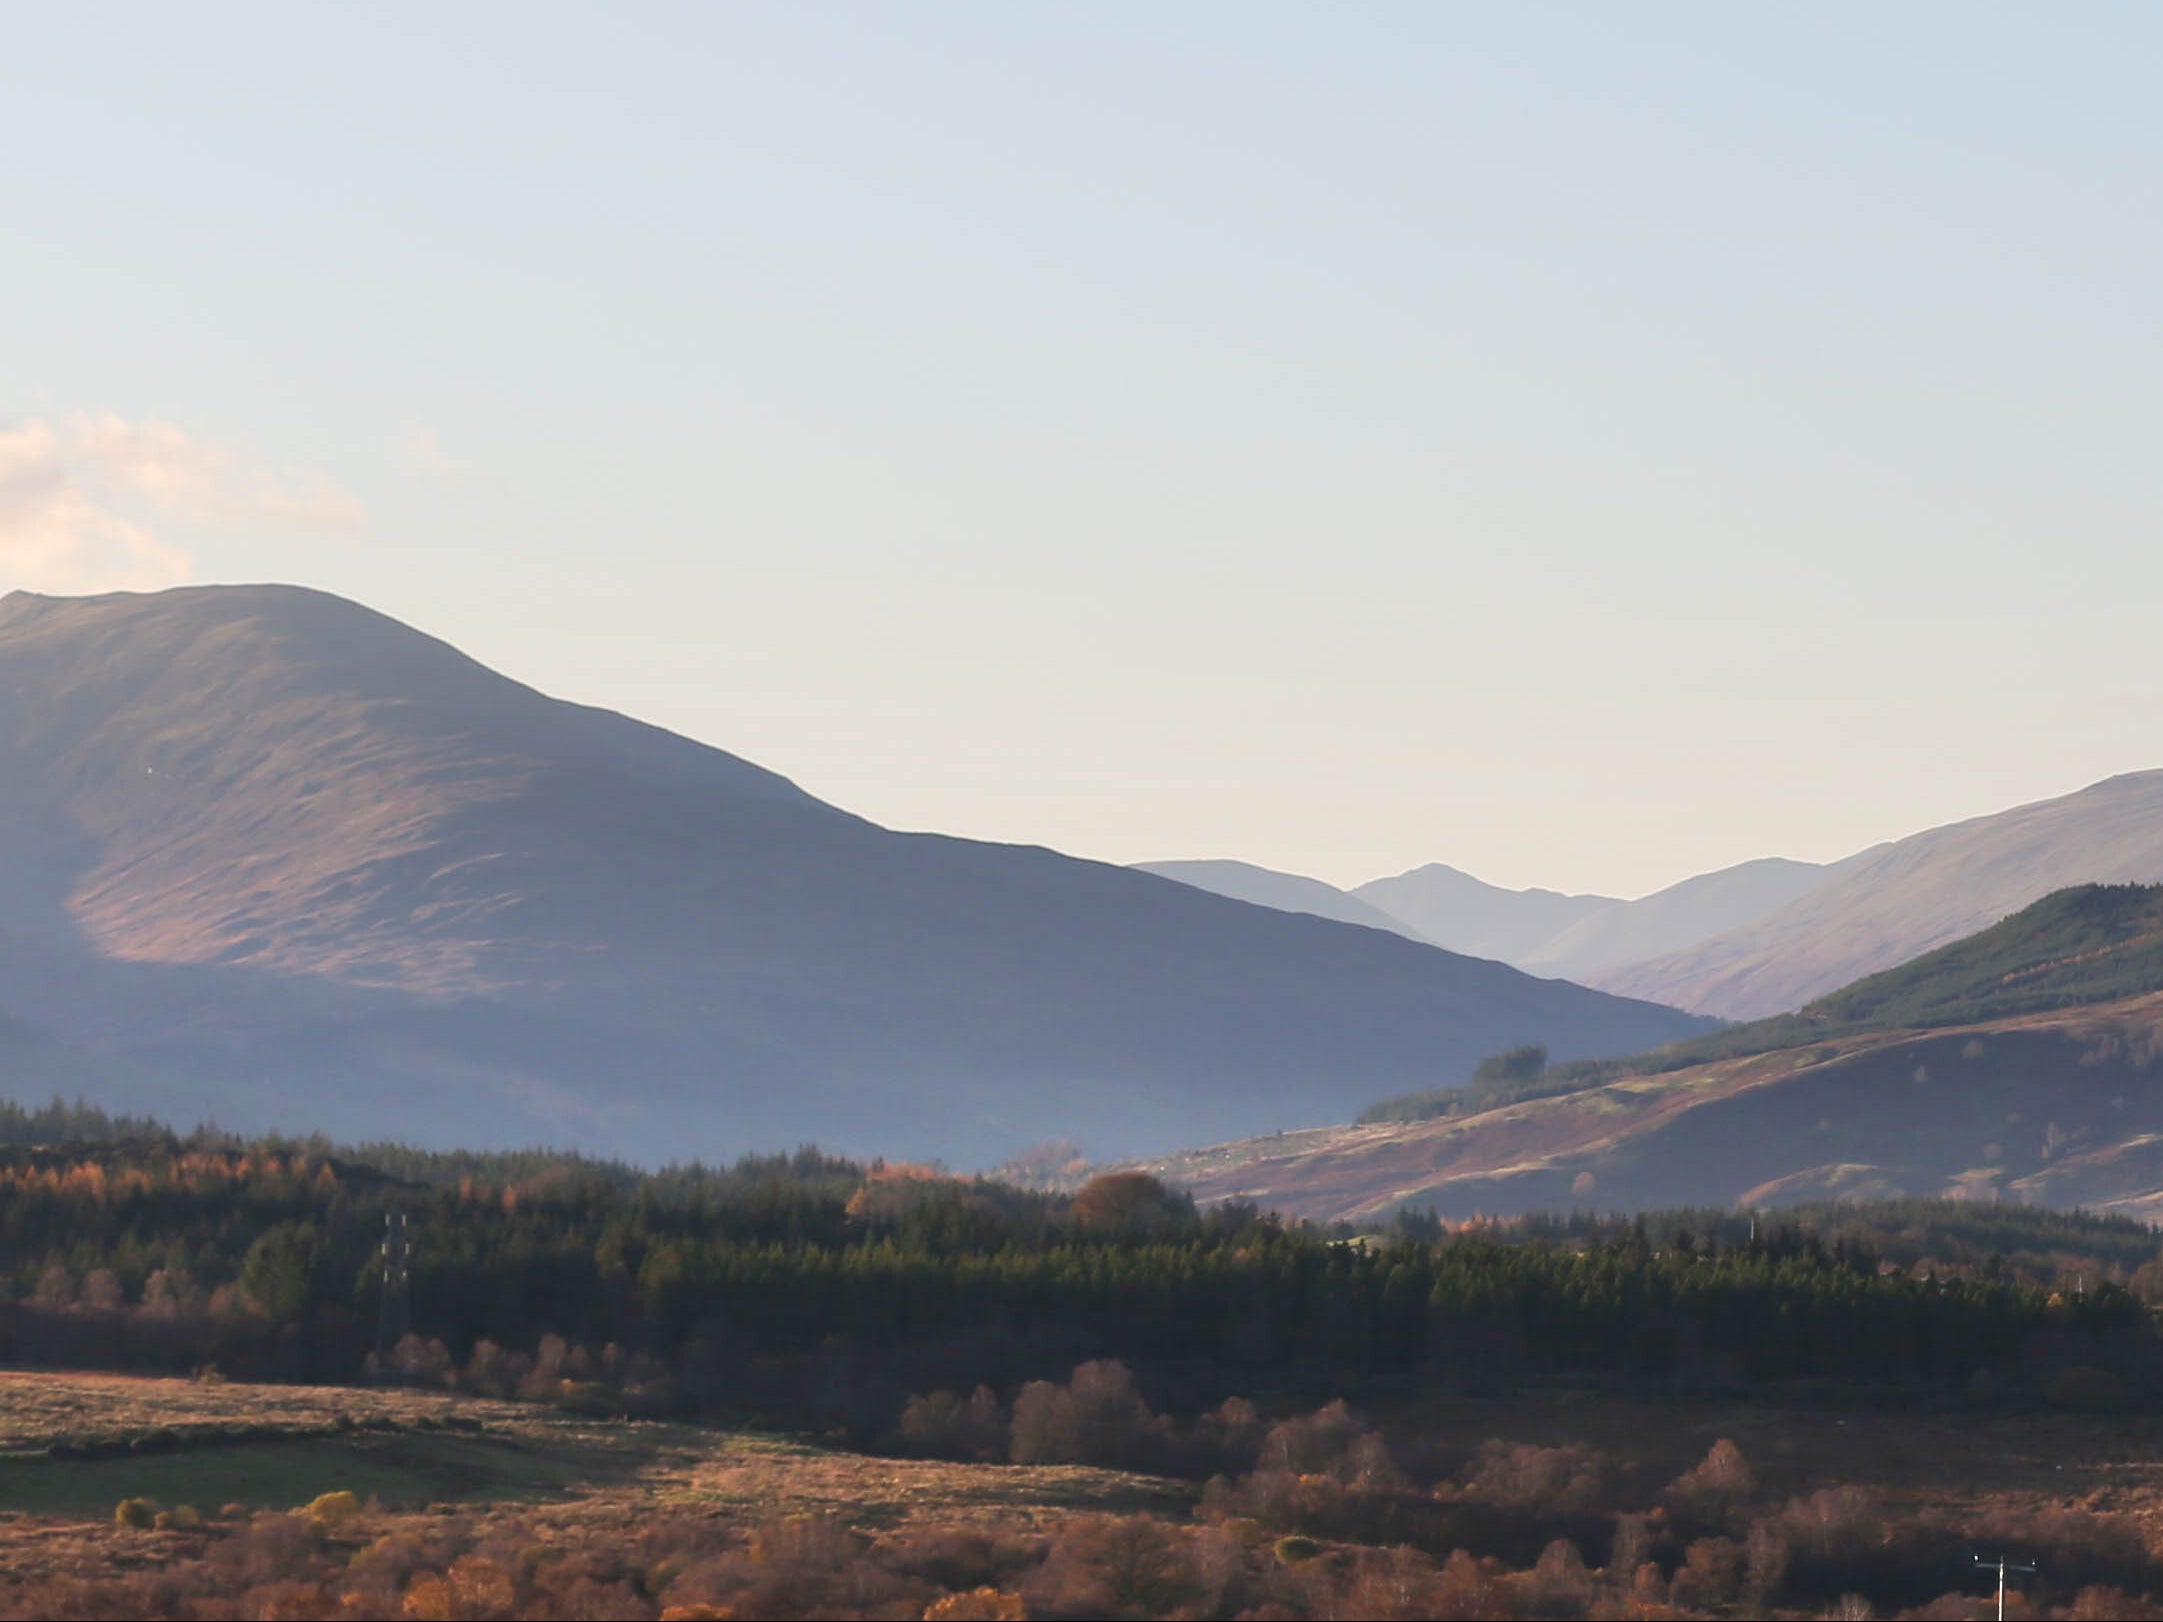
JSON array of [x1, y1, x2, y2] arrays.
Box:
[[1143, 851, 1830, 983], [1132, 884, 2163, 1222], [0, 584, 1710, 1165], [1131, 859, 1429, 942], [1592, 771, 2163, 1017]]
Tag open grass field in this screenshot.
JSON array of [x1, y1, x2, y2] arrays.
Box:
[[0, 1368, 530, 1451], [7, 1369, 2163, 1615], [0, 1366, 1185, 1521], [0, 1369, 1191, 1601]]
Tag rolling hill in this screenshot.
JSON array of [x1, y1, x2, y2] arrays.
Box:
[[1349, 864, 1614, 964], [1145, 854, 1828, 982], [0, 585, 1709, 1166], [1134, 885, 2163, 1222], [1592, 771, 2163, 1018], [1514, 857, 1828, 981]]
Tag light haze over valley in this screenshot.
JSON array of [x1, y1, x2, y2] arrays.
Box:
[[5, 6, 2163, 1176]]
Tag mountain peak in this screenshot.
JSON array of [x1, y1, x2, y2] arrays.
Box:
[[0, 584, 1707, 1165]]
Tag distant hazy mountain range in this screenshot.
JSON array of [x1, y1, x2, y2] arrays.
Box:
[[1592, 772, 2163, 1017], [1144, 771, 2163, 1019], [1131, 861, 1421, 940], [1134, 884, 2163, 1222], [0, 585, 1708, 1166], [1138, 855, 1829, 985]]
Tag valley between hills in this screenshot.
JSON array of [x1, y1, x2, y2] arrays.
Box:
[[16, 589, 2163, 1619], [22, 15, 2163, 1616]]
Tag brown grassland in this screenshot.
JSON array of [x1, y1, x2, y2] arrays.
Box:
[[5, 1370, 2163, 1617], [1133, 992, 2163, 1224]]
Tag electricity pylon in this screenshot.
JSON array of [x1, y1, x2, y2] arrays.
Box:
[[1974, 1554, 2036, 1622]]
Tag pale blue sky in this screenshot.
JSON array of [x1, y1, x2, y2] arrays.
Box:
[[3, 4, 2159, 895]]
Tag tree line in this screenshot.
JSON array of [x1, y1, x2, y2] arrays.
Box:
[[0, 1106, 2156, 1434]]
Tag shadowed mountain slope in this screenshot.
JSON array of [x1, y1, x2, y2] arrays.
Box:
[[0, 586, 1709, 1166], [1137, 885, 2163, 1222], [1593, 773, 2163, 1018], [1524, 882, 2163, 1091]]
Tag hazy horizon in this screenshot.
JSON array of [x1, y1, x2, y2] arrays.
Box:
[[6, 5, 2161, 896]]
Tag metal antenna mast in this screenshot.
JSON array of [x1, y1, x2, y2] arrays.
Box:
[[1974, 1555, 2036, 1622], [376, 1211, 412, 1379]]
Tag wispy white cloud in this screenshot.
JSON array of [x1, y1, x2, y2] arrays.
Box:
[[0, 414, 365, 594]]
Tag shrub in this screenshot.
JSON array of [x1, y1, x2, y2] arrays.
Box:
[[879, 1525, 1036, 1598], [446, 1555, 517, 1617], [1743, 1517, 1790, 1606], [1773, 1484, 1881, 1565], [2070, 1586, 2163, 1620], [1336, 1544, 1439, 1621], [1259, 1401, 1367, 1478], [1463, 1440, 1615, 1516], [304, 1490, 364, 1530], [900, 1386, 1008, 1462], [402, 1573, 455, 1620], [1669, 1535, 1746, 1610], [114, 1497, 157, 1529], [1070, 1172, 1192, 1235], [1518, 1538, 1594, 1617], [921, 1589, 1027, 1620], [203, 1510, 324, 1589], [1608, 1512, 1652, 1578], [1027, 1516, 1196, 1618], [1192, 1395, 1264, 1476], [1428, 1548, 1507, 1616], [1008, 1360, 1165, 1470], [1677, 1436, 1752, 1495], [1664, 1436, 1754, 1531]]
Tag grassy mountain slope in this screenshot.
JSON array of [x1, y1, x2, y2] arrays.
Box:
[[1515, 856, 1827, 981], [1593, 771, 2163, 1018], [1144, 993, 2163, 1222], [1554, 883, 2163, 1083], [0, 585, 1709, 1166], [1755, 881, 2163, 1032], [1140, 886, 2163, 1222]]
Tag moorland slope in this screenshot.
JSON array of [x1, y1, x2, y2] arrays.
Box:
[[0, 585, 1707, 1164], [1140, 886, 2163, 1221]]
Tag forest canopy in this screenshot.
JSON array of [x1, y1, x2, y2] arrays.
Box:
[[1, 1097, 2159, 1444]]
